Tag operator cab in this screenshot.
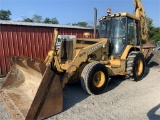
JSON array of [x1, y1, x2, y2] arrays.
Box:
[[98, 11, 140, 56]]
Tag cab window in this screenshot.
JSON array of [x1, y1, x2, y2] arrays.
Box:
[[127, 18, 137, 45]]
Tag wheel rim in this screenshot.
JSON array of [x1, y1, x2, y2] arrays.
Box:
[[136, 59, 143, 76], [93, 71, 105, 88]]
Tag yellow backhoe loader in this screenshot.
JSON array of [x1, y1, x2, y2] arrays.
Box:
[[0, 0, 154, 119]]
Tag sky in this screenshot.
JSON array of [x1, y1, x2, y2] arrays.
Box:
[[0, 0, 160, 27]]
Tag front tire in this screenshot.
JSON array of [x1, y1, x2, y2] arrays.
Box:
[[126, 52, 146, 81], [81, 62, 109, 95]]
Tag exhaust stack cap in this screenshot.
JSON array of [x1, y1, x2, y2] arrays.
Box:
[[107, 8, 111, 15]]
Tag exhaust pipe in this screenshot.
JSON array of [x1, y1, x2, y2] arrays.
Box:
[[94, 8, 97, 39]]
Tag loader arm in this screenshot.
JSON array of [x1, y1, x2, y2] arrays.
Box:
[[44, 28, 63, 72]]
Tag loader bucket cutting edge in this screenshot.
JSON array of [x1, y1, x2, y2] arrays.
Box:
[[0, 56, 63, 120]]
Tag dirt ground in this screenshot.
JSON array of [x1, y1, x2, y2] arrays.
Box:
[[0, 52, 160, 120]]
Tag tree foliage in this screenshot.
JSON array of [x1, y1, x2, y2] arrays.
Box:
[[0, 9, 12, 20], [50, 17, 59, 24], [146, 17, 153, 29], [146, 17, 160, 43], [44, 17, 51, 23], [22, 17, 33, 22], [32, 14, 42, 23], [43, 17, 59, 24], [21, 15, 59, 24], [72, 22, 88, 27]]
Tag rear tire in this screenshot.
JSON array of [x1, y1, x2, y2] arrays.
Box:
[[126, 52, 146, 81], [81, 62, 109, 95]]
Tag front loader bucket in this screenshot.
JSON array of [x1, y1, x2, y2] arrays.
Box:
[[0, 56, 63, 120]]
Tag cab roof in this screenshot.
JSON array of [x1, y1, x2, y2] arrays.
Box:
[[99, 12, 140, 21]]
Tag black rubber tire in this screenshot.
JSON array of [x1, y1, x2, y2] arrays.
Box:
[[133, 53, 146, 81], [126, 52, 146, 81], [80, 62, 109, 95], [126, 51, 138, 77]]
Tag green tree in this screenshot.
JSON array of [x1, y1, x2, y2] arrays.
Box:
[[22, 17, 33, 22], [146, 17, 160, 43], [44, 17, 51, 23], [146, 17, 153, 28], [32, 14, 42, 23], [66, 23, 71, 25], [150, 27, 160, 43], [72, 22, 88, 27], [78, 22, 88, 27], [0, 10, 12, 20], [51, 17, 59, 24]]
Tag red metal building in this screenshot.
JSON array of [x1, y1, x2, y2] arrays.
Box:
[[0, 20, 95, 76]]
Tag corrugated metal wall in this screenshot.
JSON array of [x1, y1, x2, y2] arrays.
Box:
[[0, 24, 95, 76]]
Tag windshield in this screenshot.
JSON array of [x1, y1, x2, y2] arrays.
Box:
[[99, 17, 126, 38], [99, 17, 127, 54], [99, 18, 111, 38], [111, 18, 126, 38]]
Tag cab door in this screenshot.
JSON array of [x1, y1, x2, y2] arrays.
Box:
[[110, 17, 127, 56]]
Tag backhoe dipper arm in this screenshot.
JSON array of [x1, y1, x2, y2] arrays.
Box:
[[134, 0, 148, 41]]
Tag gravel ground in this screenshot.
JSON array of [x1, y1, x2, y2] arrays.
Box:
[[0, 51, 160, 120]]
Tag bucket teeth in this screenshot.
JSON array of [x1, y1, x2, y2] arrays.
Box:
[[10, 56, 28, 68], [33, 62, 46, 74], [10, 56, 46, 74], [32, 58, 44, 63], [22, 57, 31, 67]]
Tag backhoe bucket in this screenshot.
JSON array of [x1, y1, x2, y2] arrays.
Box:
[[143, 41, 155, 58], [0, 56, 63, 120]]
